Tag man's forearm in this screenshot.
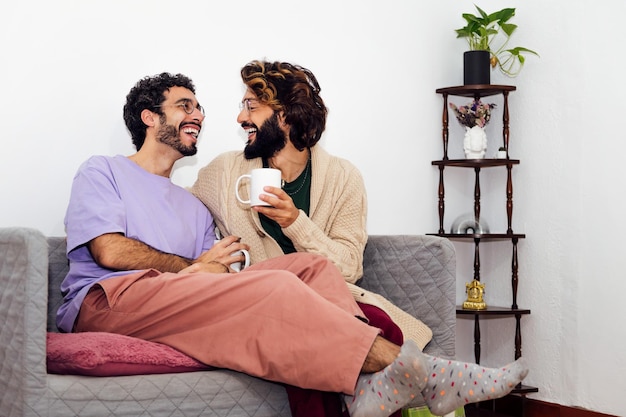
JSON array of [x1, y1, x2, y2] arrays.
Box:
[[88, 233, 191, 273]]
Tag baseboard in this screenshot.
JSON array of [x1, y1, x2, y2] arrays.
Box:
[[464, 395, 618, 417]]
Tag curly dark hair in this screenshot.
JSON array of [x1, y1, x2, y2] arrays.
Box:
[[240, 61, 327, 150], [123, 72, 196, 150]]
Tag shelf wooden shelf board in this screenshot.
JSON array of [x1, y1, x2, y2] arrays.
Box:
[[432, 159, 520, 167], [456, 306, 531, 316], [435, 84, 516, 97], [428, 233, 526, 240]]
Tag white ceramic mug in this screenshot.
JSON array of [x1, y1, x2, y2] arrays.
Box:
[[214, 239, 251, 272], [235, 168, 282, 206], [229, 249, 251, 272]]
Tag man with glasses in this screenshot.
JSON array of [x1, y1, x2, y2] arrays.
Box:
[[193, 60, 401, 416], [59, 72, 528, 417], [193, 60, 368, 284]]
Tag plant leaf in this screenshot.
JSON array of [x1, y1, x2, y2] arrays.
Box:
[[475, 5, 489, 20], [506, 46, 540, 57], [493, 8, 516, 23], [499, 22, 518, 37]]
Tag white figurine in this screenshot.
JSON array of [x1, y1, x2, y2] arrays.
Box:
[[463, 125, 487, 159]]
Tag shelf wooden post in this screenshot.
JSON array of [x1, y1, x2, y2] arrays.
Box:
[[437, 165, 445, 234], [515, 313, 523, 361], [441, 93, 450, 160], [511, 237, 519, 309], [474, 167, 481, 223], [506, 163, 514, 234], [473, 237, 481, 282], [502, 90, 511, 154], [474, 316, 482, 364]]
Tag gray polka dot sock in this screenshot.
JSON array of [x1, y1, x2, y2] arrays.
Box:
[[421, 356, 529, 416], [344, 340, 428, 417]]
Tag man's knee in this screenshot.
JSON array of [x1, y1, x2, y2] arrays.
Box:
[[285, 252, 335, 268]]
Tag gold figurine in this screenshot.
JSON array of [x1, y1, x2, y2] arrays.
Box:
[[463, 279, 486, 310]]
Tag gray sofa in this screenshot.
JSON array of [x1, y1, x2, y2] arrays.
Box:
[[0, 227, 456, 417]]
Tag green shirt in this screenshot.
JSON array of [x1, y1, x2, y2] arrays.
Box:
[[260, 156, 311, 254]]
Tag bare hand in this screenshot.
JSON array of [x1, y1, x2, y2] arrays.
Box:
[[253, 186, 300, 228], [194, 235, 250, 270]]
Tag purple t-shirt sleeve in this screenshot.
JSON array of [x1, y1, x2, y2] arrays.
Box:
[[65, 156, 128, 253]]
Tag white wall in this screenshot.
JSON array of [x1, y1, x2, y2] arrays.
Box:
[[1, 0, 624, 415]]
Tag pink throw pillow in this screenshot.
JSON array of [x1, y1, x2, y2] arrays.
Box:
[[47, 332, 211, 376]]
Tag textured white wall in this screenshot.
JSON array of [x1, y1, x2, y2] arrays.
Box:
[[1, 0, 624, 415]]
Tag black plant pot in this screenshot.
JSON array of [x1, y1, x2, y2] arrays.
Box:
[[463, 50, 490, 85]]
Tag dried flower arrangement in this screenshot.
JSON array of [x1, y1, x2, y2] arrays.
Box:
[[450, 99, 496, 128]]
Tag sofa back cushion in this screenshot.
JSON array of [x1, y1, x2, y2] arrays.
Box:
[[47, 237, 70, 332], [360, 235, 456, 358], [46, 234, 456, 360]]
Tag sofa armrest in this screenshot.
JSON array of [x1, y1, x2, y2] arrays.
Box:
[[0, 227, 49, 416], [358, 235, 456, 358]]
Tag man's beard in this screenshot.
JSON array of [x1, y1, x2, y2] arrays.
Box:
[[156, 116, 197, 156], [243, 112, 287, 160]]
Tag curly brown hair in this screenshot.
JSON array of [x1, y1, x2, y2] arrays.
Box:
[[123, 72, 196, 150], [240, 60, 327, 150]]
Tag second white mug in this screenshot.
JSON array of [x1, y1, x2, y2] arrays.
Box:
[[235, 168, 282, 206]]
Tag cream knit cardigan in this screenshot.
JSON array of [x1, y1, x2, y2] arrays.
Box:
[[191, 147, 432, 349]]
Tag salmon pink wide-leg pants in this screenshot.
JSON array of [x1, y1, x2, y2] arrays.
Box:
[[75, 252, 380, 394]]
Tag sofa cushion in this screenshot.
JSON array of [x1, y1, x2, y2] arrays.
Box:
[[47, 332, 211, 376]]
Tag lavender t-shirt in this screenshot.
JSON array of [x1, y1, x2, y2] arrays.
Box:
[[56, 155, 216, 332]]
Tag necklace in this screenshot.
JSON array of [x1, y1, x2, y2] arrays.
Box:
[[283, 157, 311, 196]]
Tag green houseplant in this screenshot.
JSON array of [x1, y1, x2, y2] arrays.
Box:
[[455, 5, 539, 78]]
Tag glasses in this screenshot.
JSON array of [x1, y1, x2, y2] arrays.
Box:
[[155, 99, 205, 116], [239, 98, 259, 114]]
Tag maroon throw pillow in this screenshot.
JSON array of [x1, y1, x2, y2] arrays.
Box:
[[47, 332, 211, 376]]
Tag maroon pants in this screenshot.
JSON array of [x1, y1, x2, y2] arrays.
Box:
[[285, 302, 404, 417]]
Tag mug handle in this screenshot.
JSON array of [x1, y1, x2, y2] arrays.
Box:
[[241, 249, 251, 269], [235, 174, 251, 204], [229, 249, 251, 272]]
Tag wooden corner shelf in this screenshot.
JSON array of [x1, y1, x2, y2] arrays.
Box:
[[433, 84, 537, 397]]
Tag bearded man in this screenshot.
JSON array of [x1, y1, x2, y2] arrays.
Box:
[[192, 60, 367, 283], [194, 60, 400, 417]]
